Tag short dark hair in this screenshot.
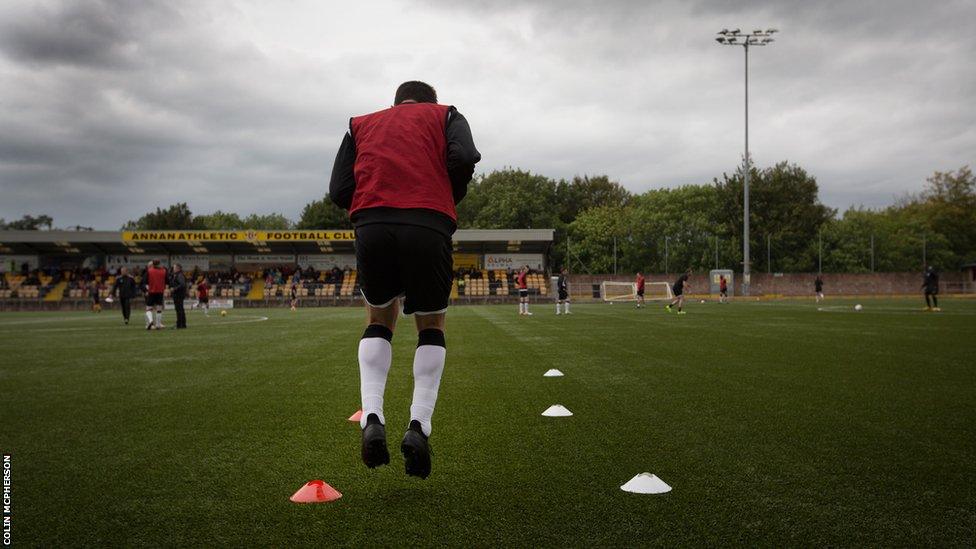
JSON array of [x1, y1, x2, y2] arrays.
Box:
[[394, 81, 437, 105]]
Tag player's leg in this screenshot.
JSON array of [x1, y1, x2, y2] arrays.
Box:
[[399, 225, 453, 479], [556, 299, 561, 314], [932, 293, 939, 309], [410, 312, 446, 438], [925, 292, 932, 309], [565, 297, 570, 314], [354, 224, 403, 469]]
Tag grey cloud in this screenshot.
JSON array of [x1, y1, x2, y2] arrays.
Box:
[[0, 0, 974, 228]]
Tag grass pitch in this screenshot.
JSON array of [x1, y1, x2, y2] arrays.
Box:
[[1, 299, 974, 546]]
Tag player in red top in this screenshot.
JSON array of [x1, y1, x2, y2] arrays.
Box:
[[196, 278, 210, 315], [635, 272, 646, 308], [719, 275, 728, 304], [144, 259, 168, 330], [516, 266, 531, 316], [328, 81, 480, 479]]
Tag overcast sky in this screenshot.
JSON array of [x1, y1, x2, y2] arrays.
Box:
[[1, 0, 973, 229]]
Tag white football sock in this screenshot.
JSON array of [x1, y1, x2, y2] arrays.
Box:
[[358, 326, 393, 428], [155, 309, 163, 328], [145, 310, 153, 326], [556, 303, 561, 314], [565, 302, 570, 313], [410, 329, 446, 437]]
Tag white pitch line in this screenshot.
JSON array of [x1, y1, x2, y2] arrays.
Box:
[[11, 315, 270, 332]]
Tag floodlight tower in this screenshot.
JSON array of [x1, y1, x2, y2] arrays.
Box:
[[715, 28, 777, 295]]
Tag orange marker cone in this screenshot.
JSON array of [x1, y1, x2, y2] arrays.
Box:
[[290, 480, 342, 503], [348, 409, 363, 422]]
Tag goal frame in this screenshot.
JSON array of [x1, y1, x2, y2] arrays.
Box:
[[600, 281, 673, 302]]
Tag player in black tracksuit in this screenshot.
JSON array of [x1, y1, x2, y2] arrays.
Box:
[[556, 268, 570, 315], [666, 270, 691, 314], [111, 266, 138, 324], [923, 266, 940, 311], [171, 264, 188, 329]]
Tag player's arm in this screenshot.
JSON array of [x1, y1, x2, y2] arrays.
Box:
[[329, 120, 357, 210], [445, 107, 481, 204]]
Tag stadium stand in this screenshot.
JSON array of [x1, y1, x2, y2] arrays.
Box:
[[0, 229, 555, 309]]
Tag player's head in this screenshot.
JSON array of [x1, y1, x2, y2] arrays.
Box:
[[394, 81, 437, 105], [561, 267, 567, 274], [120, 266, 128, 275], [637, 271, 642, 276], [173, 263, 182, 272]]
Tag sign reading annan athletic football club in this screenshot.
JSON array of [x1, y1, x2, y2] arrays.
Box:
[[121, 230, 356, 242]]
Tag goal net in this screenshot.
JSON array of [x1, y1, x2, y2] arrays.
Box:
[[600, 281, 674, 302], [600, 281, 636, 302]]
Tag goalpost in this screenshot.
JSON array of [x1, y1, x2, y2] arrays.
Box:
[[600, 281, 674, 302]]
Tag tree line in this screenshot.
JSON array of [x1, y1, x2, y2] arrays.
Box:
[[6, 163, 973, 273]]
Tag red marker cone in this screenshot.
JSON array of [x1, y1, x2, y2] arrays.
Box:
[[290, 480, 342, 503], [348, 409, 363, 422]]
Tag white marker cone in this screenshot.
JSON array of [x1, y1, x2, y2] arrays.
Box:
[[541, 404, 572, 417], [543, 369, 564, 377], [620, 473, 671, 494]]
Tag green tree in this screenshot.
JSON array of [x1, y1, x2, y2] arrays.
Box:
[[457, 169, 562, 230], [296, 195, 352, 229], [0, 214, 53, 230], [714, 161, 834, 273], [240, 213, 292, 230], [123, 203, 195, 230], [193, 211, 245, 229], [555, 175, 631, 225]]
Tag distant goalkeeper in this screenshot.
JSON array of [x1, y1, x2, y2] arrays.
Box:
[[665, 269, 691, 315]]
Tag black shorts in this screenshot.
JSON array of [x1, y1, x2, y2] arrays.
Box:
[[198, 296, 209, 304], [518, 289, 528, 298], [720, 289, 727, 296], [637, 288, 644, 297], [355, 223, 453, 315], [146, 293, 164, 307], [925, 287, 938, 295], [558, 290, 568, 301], [672, 286, 683, 296]]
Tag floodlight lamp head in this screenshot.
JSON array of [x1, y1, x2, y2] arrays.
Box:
[[767, 28, 779, 34], [718, 29, 728, 35], [731, 28, 740, 35], [753, 29, 763, 35], [715, 37, 726, 43]]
